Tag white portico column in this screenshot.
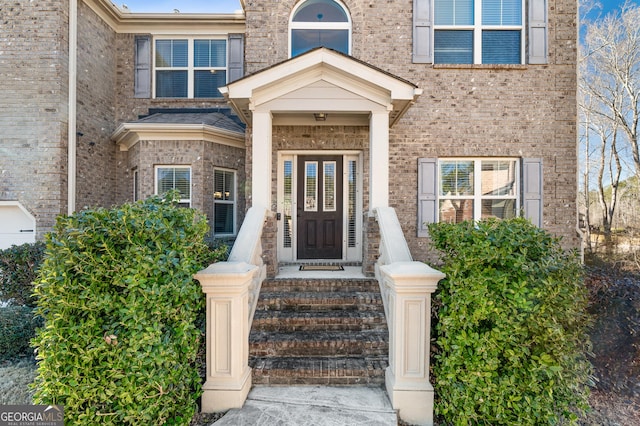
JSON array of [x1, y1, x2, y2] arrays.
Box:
[[369, 110, 390, 211], [252, 110, 273, 210]]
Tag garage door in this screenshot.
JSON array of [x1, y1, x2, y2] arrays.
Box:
[[0, 202, 36, 250]]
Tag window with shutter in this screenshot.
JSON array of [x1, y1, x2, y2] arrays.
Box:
[[433, 0, 524, 64], [153, 37, 228, 99], [418, 158, 537, 235]]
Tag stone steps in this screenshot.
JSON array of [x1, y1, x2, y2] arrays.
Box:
[[252, 310, 387, 332], [250, 356, 388, 385], [249, 277, 389, 385], [250, 330, 389, 357]]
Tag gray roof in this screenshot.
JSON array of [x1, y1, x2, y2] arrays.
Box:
[[135, 111, 245, 134]]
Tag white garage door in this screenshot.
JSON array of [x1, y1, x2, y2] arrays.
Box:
[[0, 202, 36, 250]]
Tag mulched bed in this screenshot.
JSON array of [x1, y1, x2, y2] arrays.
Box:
[[582, 258, 640, 426]]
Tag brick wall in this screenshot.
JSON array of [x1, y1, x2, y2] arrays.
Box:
[[244, 0, 580, 262], [0, 0, 69, 237], [75, 1, 118, 210], [122, 140, 245, 241]]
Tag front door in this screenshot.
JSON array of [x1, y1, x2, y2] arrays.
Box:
[[296, 155, 343, 259]]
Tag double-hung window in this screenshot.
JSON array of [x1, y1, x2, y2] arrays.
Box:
[[434, 0, 523, 64], [418, 158, 543, 236], [156, 166, 192, 208], [438, 159, 519, 223], [213, 169, 236, 236], [155, 38, 227, 98]]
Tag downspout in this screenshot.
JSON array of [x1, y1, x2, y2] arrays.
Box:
[[68, 0, 77, 215]]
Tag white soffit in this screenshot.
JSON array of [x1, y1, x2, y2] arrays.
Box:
[[84, 0, 245, 33], [112, 123, 245, 151]]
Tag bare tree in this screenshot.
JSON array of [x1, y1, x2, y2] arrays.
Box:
[[582, 3, 640, 179], [580, 2, 640, 248]]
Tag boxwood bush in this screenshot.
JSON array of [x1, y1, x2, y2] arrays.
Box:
[[428, 218, 592, 425], [0, 241, 45, 307], [32, 194, 210, 425], [0, 306, 42, 360]]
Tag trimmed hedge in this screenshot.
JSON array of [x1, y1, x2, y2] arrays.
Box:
[[0, 242, 45, 307], [429, 218, 592, 425], [32, 194, 210, 425], [0, 306, 42, 360]]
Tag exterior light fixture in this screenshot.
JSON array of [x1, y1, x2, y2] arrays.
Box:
[[314, 113, 327, 121]]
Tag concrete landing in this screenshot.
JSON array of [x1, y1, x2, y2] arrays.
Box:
[[211, 385, 398, 426]]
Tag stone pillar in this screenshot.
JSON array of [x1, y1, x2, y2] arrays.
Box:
[[194, 262, 257, 412], [378, 261, 444, 426]]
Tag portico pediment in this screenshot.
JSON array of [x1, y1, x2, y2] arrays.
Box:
[[221, 48, 422, 126]]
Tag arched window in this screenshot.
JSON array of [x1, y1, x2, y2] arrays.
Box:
[[289, 0, 351, 57]]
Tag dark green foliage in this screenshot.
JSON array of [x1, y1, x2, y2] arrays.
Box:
[[428, 218, 592, 425], [31, 194, 210, 425], [0, 306, 42, 360], [0, 242, 45, 307]]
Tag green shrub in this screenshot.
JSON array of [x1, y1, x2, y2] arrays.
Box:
[[428, 218, 592, 425], [0, 242, 45, 307], [0, 306, 42, 361], [31, 194, 210, 425]]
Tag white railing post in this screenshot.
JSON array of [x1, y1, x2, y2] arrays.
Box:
[[379, 262, 444, 426], [194, 207, 269, 412], [194, 262, 257, 412], [374, 207, 445, 426]]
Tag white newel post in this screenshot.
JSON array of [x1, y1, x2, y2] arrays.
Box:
[[194, 262, 257, 412], [379, 261, 445, 426]]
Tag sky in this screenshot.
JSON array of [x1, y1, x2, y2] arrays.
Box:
[[118, 0, 632, 16], [118, 0, 242, 13]]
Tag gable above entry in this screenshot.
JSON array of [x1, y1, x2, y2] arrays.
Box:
[[220, 48, 422, 126]]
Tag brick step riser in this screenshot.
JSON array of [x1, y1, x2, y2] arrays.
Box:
[[256, 304, 383, 313], [257, 294, 383, 309], [252, 322, 387, 332], [261, 281, 379, 293], [250, 344, 388, 357], [251, 375, 386, 386], [250, 356, 387, 385]]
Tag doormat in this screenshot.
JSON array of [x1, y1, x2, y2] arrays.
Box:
[[299, 265, 344, 271]]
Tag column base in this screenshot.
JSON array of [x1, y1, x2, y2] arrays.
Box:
[[200, 371, 252, 413], [386, 369, 434, 426]]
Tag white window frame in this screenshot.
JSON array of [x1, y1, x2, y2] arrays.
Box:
[[433, 0, 525, 64], [155, 165, 192, 207], [153, 37, 228, 99], [132, 169, 139, 202], [213, 168, 237, 236], [438, 158, 520, 222], [288, 0, 352, 57]]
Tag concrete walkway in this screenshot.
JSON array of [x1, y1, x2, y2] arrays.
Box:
[[211, 385, 398, 426]]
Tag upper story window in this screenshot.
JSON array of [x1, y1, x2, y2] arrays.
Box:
[[433, 0, 523, 64], [289, 0, 351, 57], [155, 38, 227, 98]]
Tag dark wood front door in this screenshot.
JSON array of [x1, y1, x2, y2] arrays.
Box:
[[297, 155, 343, 259]]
